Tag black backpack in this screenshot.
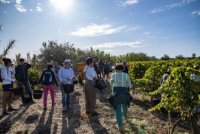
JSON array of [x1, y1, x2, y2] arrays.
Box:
[[42, 71, 53, 84]]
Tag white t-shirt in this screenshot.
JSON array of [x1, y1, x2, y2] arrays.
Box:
[[84, 65, 97, 81]]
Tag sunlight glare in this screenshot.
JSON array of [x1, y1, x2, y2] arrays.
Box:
[[50, 0, 74, 12]]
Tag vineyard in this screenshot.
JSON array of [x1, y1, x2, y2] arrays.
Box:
[[128, 59, 200, 133]]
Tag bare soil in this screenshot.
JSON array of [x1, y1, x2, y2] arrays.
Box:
[[0, 85, 192, 134]]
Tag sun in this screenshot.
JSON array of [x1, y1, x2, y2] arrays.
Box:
[[50, 0, 74, 12]]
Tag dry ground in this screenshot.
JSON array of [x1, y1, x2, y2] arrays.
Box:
[[0, 85, 192, 134]]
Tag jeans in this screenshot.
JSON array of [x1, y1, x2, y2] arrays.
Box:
[[60, 84, 70, 108], [114, 104, 128, 128], [43, 85, 55, 108]]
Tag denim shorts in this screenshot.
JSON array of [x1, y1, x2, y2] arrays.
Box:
[[2, 84, 13, 92]]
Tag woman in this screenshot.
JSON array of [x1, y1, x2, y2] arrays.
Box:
[[39, 64, 58, 110], [1, 58, 16, 115], [110, 64, 132, 132], [58, 60, 74, 111], [84, 57, 99, 116]]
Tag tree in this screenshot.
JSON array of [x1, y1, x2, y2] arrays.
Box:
[[161, 54, 170, 60], [175, 55, 184, 59], [0, 39, 15, 60], [192, 53, 196, 59]]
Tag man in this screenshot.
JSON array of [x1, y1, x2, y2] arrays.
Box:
[[84, 57, 99, 116], [58, 59, 74, 111], [15, 58, 34, 104]]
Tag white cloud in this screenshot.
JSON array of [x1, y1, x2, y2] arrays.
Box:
[[151, 0, 197, 14], [15, 4, 26, 12], [16, 0, 22, 4], [36, 3, 43, 12], [15, 0, 26, 13], [91, 41, 143, 55], [0, 0, 11, 4], [191, 10, 200, 16], [93, 41, 142, 49], [71, 24, 126, 37], [123, 0, 139, 6]]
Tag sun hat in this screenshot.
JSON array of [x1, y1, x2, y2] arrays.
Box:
[[63, 59, 71, 64]]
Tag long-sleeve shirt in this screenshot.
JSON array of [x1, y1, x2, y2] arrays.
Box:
[[1, 66, 15, 85], [58, 67, 74, 84], [110, 71, 132, 89], [83, 65, 97, 81]]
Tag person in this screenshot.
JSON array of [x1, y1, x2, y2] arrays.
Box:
[[122, 61, 129, 74], [98, 59, 104, 77], [1, 58, 17, 115], [191, 66, 200, 81], [93, 60, 100, 76], [15, 58, 34, 104], [39, 64, 58, 110], [160, 69, 170, 86], [58, 59, 74, 111], [84, 57, 99, 116], [103, 61, 110, 79], [110, 64, 132, 132]]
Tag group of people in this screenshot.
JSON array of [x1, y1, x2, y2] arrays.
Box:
[[83, 57, 132, 132], [0, 58, 34, 115], [0, 57, 133, 132]]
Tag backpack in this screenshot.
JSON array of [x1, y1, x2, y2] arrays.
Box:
[[42, 71, 53, 85], [0, 68, 3, 82]]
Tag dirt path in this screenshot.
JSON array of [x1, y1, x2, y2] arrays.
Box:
[[0, 85, 190, 134]]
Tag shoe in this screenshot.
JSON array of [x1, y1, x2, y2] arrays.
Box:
[[67, 105, 74, 109], [8, 107, 18, 111], [2, 111, 10, 116], [86, 111, 91, 115], [91, 112, 100, 116], [62, 107, 67, 112], [29, 101, 35, 104]]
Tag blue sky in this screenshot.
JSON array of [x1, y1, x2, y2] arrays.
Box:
[[0, 0, 200, 58]]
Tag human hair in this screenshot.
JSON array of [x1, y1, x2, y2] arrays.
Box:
[[2, 58, 12, 66], [47, 64, 53, 70], [19, 58, 25, 62], [86, 57, 93, 65]]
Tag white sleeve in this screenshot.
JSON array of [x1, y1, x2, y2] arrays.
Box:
[[58, 68, 63, 82], [1, 68, 15, 82]]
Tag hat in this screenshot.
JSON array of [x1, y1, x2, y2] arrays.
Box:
[[63, 59, 71, 64], [86, 57, 93, 65], [115, 64, 125, 71], [193, 66, 200, 70]]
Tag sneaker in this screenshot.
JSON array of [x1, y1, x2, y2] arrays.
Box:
[[8, 107, 18, 111]]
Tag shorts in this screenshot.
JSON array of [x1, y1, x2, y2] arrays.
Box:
[[2, 84, 13, 92]]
